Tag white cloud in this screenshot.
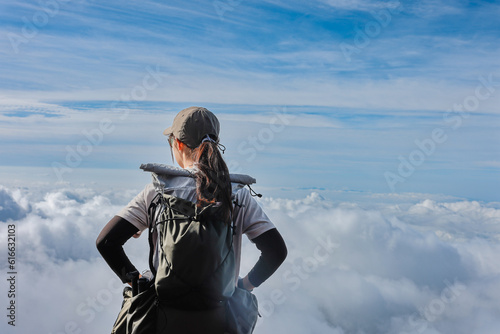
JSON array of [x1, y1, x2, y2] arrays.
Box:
[[0, 186, 27, 221], [1, 99, 498, 202], [5, 73, 499, 114], [2, 186, 500, 333], [219, 112, 342, 129], [252, 193, 500, 333], [1, 0, 499, 116], [410, 0, 464, 18], [319, 0, 401, 12], [0, 98, 72, 114]]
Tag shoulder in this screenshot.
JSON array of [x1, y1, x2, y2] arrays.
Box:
[[142, 183, 158, 201], [124, 183, 156, 205], [232, 186, 275, 238], [233, 186, 257, 208], [128, 183, 158, 206], [116, 183, 157, 231]]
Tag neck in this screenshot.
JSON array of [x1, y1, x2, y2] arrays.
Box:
[[179, 152, 195, 169]]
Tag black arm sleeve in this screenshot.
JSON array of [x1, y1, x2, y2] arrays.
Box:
[[247, 228, 287, 288], [96, 216, 140, 283]]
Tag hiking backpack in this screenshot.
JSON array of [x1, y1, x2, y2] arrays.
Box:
[[147, 192, 235, 310], [142, 163, 258, 310]]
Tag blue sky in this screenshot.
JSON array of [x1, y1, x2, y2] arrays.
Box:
[[0, 0, 499, 201], [3, 3, 500, 334]]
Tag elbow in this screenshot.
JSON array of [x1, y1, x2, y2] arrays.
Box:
[[278, 241, 288, 265], [269, 228, 288, 266], [271, 230, 287, 266], [96, 235, 107, 254]]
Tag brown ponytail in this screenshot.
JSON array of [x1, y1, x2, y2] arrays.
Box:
[[193, 136, 233, 225]]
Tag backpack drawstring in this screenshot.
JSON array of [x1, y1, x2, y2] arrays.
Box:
[[247, 184, 262, 198]]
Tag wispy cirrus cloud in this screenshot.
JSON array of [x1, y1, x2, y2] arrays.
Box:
[[1, 0, 499, 113], [319, 0, 402, 12]]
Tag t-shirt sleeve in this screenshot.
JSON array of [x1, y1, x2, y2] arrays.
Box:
[[116, 184, 155, 232], [234, 187, 275, 240]]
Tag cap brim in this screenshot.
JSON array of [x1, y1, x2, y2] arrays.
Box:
[[163, 126, 172, 136]]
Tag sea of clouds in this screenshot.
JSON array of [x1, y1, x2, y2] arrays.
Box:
[[1, 184, 500, 334]]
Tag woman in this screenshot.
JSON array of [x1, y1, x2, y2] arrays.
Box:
[[96, 106, 287, 333]]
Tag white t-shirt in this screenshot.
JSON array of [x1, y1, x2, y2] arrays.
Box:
[[117, 175, 275, 281]]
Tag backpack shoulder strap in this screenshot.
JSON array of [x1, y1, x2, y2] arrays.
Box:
[[146, 192, 164, 277]]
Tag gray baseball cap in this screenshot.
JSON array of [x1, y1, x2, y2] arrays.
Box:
[[163, 106, 220, 149]]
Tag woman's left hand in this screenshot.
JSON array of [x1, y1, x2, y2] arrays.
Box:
[[238, 276, 255, 291]]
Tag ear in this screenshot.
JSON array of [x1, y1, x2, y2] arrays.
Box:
[[176, 139, 184, 150]]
